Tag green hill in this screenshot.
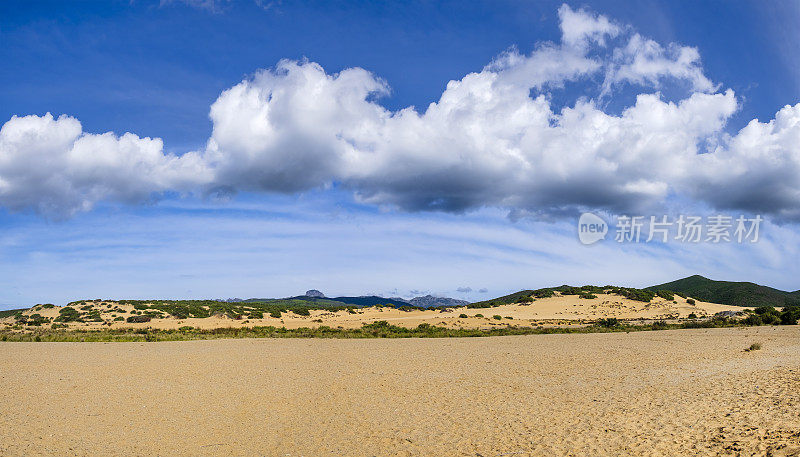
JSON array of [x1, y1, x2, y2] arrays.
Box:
[[0, 308, 25, 319], [468, 290, 535, 308], [647, 275, 800, 307]]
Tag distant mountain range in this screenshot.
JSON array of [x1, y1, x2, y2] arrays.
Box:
[[408, 295, 470, 308], [241, 290, 469, 308], [647, 275, 800, 308]]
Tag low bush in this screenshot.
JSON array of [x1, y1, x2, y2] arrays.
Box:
[[743, 314, 763, 326], [459, 313, 468, 318], [745, 342, 762, 352], [532, 289, 554, 299], [492, 315, 502, 320], [655, 290, 674, 301], [780, 307, 800, 325], [597, 318, 619, 328], [55, 307, 82, 323], [614, 288, 655, 302], [126, 315, 151, 323], [559, 286, 582, 295]]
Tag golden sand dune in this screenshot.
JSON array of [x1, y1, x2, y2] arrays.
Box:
[[1, 293, 748, 332], [1, 326, 798, 456]]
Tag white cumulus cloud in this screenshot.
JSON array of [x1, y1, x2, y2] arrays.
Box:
[[0, 113, 210, 218], [2, 4, 800, 221]]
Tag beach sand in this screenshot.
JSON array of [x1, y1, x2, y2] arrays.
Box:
[[1, 326, 798, 456]]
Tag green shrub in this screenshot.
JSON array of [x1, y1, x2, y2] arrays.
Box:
[[559, 286, 582, 295], [686, 298, 696, 305], [606, 287, 654, 302], [492, 315, 502, 320], [15, 313, 50, 326], [745, 342, 762, 352], [597, 318, 619, 328], [780, 307, 800, 325], [55, 307, 82, 322], [656, 290, 674, 300], [651, 320, 669, 330], [475, 314, 484, 318], [269, 310, 282, 318], [579, 293, 597, 299], [126, 315, 151, 323], [744, 313, 762, 326], [459, 313, 468, 318], [687, 313, 698, 319], [532, 289, 554, 299], [751, 306, 780, 325]]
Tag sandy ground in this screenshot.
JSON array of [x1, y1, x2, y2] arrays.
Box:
[[1, 326, 798, 456], [1, 294, 748, 331]]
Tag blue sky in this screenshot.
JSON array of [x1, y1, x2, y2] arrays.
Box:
[[1, 0, 800, 307], [3, 1, 799, 149]]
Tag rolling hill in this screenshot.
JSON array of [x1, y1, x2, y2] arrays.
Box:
[[647, 275, 800, 308]]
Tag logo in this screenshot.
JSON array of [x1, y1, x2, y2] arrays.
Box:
[[578, 212, 608, 245]]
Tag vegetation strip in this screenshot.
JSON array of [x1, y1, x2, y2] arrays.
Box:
[[0, 315, 795, 342]]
